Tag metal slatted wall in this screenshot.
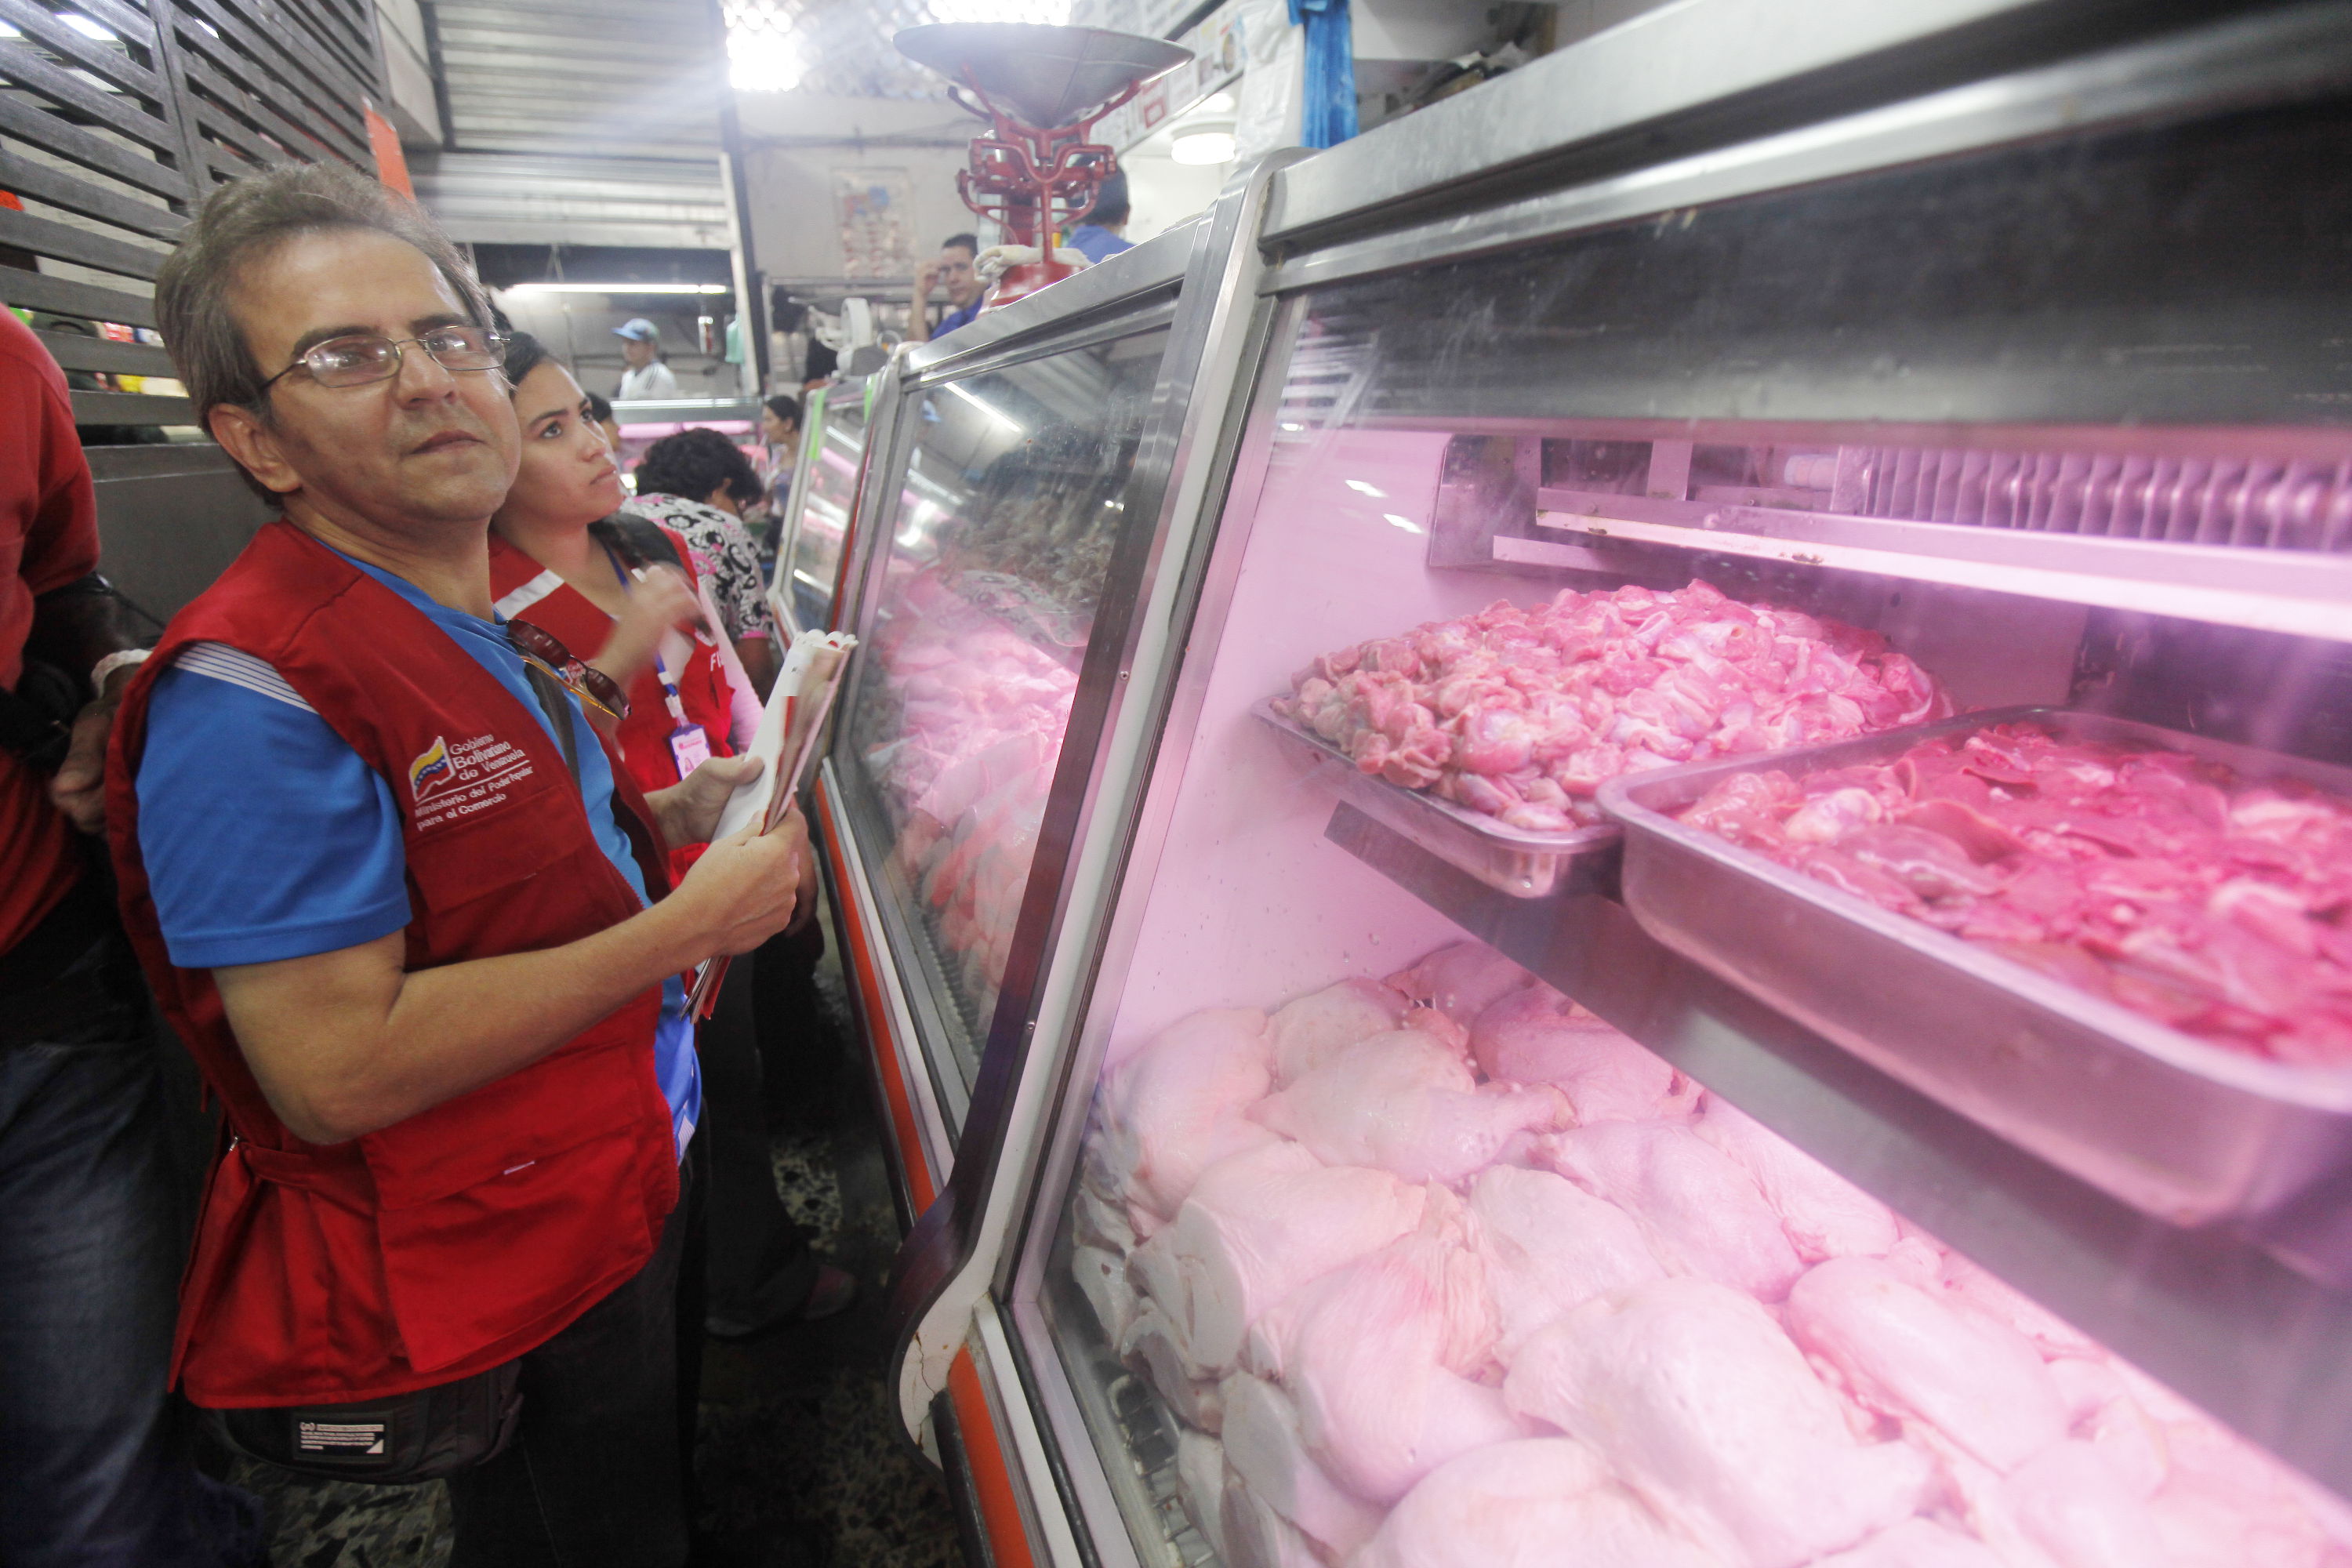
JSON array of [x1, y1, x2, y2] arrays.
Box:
[[0, 0, 385, 615]]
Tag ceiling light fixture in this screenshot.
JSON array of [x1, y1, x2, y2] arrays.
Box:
[[1171, 129, 1237, 166], [501, 281, 731, 295]]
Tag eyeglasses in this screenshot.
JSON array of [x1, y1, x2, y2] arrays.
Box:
[[259, 325, 508, 393], [506, 619, 630, 722]]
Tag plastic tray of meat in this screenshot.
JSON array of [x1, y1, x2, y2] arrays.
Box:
[[1254, 700, 1619, 897], [1599, 707, 2352, 1225]]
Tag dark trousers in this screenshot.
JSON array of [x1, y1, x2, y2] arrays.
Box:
[[446, 1134, 706, 1568], [701, 945, 815, 1327], [0, 912, 260, 1568]]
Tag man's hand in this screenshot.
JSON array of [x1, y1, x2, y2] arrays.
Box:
[[913, 256, 942, 301], [47, 670, 133, 835], [648, 752, 760, 849], [669, 813, 808, 958]]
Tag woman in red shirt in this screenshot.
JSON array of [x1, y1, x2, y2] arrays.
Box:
[[488, 333, 853, 1337], [485, 340, 740, 814]]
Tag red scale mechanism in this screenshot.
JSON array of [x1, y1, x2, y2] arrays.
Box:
[[896, 24, 1192, 311]]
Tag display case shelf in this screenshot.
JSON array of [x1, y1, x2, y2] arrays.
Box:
[[1319, 795, 2352, 1500], [1528, 484, 2352, 643]]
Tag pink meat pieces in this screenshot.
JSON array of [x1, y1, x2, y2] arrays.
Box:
[[1540, 1122, 1806, 1301], [1385, 941, 1538, 1028], [1504, 1276, 1932, 1568], [1468, 1164, 1664, 1359], [1219, 1372, 1387, 1559], [1784, 1255, 2071, 1472], [1096, 1007, 1279, 1221], [1266, 976, 1411, 1087], [1128, 1140, 1426, 1374], [1472, 985, 1690, 1123], [1251, 1024, 1569, 1185], [1272, 579, 1948, 830], [1272, 1194, 1527, 1504], [1693, 1097, 1900, 1262], [1354, 1438, 1729, 1568], [1679, 722, 2352, 1064]]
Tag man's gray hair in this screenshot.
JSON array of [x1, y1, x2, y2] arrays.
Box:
[[155, 161, 492, 423]]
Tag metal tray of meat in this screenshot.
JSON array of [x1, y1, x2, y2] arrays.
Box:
[[1252, 699, 1618, 898], [1599, 706, 2352, 1225]]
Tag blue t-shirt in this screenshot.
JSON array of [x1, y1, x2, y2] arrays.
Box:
[[935, 298, 982, 338], [136, 549, 699, 1159], [1066, 224, 1132, 265]]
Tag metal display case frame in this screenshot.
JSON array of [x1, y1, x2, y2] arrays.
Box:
[[835, 4, 2352, 1563]]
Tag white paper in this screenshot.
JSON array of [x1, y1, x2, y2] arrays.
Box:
[[710, 627, 856, 843]]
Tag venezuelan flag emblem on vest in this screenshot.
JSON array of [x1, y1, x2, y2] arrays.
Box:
[[408, 735, 453, 801]]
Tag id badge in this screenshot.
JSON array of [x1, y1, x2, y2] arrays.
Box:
[[669, 723, 712, 779]]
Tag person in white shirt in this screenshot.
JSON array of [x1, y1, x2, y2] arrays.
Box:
[[614, 318, 680, 400]]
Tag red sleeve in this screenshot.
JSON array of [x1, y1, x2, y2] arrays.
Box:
[[0, 311, 100, 692]]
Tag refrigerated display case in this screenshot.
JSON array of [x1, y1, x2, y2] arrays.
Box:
[[849, 4, 2352, 1564], [771, 375, 874, 637]]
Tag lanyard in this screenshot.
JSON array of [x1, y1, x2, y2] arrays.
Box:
[[604, 544, 694, 728], [606, 543, 711, 781]]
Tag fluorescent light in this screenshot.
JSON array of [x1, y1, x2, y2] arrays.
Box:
[[1197, 91, 1236, 114], [1345, 479, 1386, 496], [0, 20, 22, 38], [1384, 514, 1425, 535], [59, 12, 117, 42], [945, 380, 1022, 431], [1171, 129, 1236, 166], [501, 281, 731, 295]]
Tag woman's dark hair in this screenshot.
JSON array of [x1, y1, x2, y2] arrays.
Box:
[[586, 390, 613, 424], [763, 393, 800, 429], [636, 426, 762, 506], [499, 329, 554, 393]]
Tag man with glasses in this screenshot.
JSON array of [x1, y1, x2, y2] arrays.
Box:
[[107, 162, 805, 1564]]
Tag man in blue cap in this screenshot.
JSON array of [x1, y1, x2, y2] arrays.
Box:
[[615, 317, 680, 400]]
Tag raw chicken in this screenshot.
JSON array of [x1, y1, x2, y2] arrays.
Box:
[[1278, 1197, 1527, 1504], [1070, 1243, 1137, 1345], [1275, 579, 1947, 831], [1937, 1253, 2100, 1361], [1505, 1276, 1931, 1568], [1219, 1373, 1385, 1559], [1220, 1472, 1323, 1568], [1174, 1428, 1229, 1560], [1252, 1026, 1567, 1185], [2045, 1359, 2165, 1498], [1811, 1519, 2006, 1568], [1385, 942, 1537, 1029], [1692, 1097, 1900, 1261], [1960, 1440, 2164, 1568], [1468, 1164, 1664, 1359], [1354, 1438, 1727, 1568], [1118, 1300, 1222, 1432], [1472, 985, 1689, 1123], [1541, 1123, 1805, 1301], [1677, 721, 2352, 1064], [1266, 977, 1412, 1087], [1786, 1255, 2071, 1472], [1127, 1140, 1425, 1374], [1096, 1007, 1278, 1219]]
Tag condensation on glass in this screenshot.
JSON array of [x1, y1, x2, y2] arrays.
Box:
[[840, 328, 1171, 1096]]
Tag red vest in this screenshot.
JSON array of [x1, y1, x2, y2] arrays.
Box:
[[106, 521, 681, 1407], [485, 529, 739, 800]]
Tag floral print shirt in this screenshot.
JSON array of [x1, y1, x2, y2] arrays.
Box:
[[620, 492, 774, 644]]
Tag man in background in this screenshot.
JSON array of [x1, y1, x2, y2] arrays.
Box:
[[1, 307, 260, 1565], [906, 232, 982, 343], [758, 394, 800, 552], [615, 317, 681, 400], [1066, 171, 1134, 264]]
